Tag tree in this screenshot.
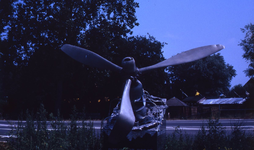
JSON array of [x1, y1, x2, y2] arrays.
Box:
[[1, 0, 171, 118], [0, 0, 13, 34], [243, 78, 254, 109], [122, 35, 169, 97], [228, 84, 247, 98], [79, 34, 169, 118], [240, 23, 254, 77], [1, 0, 139, 117], [107, 34, 169, 97], [167, 53, 236, 98]]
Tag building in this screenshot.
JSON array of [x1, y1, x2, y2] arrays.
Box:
[[199, 97, 247, 118], [166, 97, 188, 119]]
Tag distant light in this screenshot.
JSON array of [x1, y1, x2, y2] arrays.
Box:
[[98, 99, 101, 103], [89, 101, 91, 103], [76, 98, 79, 101]]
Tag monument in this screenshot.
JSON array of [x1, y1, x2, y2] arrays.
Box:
[[61, 44, 224, 149]]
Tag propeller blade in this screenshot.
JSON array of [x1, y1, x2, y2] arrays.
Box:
[[139, 44, 225, 73], [109, 79, 135, 144], [61, 44, 122, 73]]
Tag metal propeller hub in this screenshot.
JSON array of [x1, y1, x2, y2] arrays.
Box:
[[121, 57, 139, 78]]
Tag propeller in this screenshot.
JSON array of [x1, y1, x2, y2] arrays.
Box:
[[60, 43, 225, 143], [61, 44, 122, 73], [108, 79, 135, 144], [61, 44, 224, 76], [139, 44, 225, 73]]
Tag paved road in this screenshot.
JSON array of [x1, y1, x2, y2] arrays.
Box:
[[0, 119, 253, 141]]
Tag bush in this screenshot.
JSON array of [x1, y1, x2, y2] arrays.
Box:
[[165, 118, 254, 150], [193, 118, 227, 150], [165, 126, 193, 150], [229, 122, 254, 150], [8, 104, 102, 150], [5, 106, 254, 150]]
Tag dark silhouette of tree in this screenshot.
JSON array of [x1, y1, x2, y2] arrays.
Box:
[[228, 84, 247, 98], [118, 35, 169, 97], [167, 53, 236, 98], [0, 0, 139, 118], [0, 0, 12, 33], [0, 0, 238, 118], [239, 23, 254, 109], [240, 23, 254, 77], [243, 78, 254, 109], [81, 34, 169, 118], [0, 0, 11, 99]]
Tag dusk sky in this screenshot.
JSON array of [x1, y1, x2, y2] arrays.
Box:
[[132, 0, 254, 88]]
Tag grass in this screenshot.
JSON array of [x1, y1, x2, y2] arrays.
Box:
[[165, 118, 254, 150], [6, 104, 103, 150], [0, 104, 253, 150]]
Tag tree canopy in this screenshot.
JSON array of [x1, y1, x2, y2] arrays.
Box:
[[240, 23, 254, 77], [0, 0, 237, 118], [0, 0, 140, 117], [167, 53, 236, 98], [228, 84, 247, 98], [0, 0, 171, 118]]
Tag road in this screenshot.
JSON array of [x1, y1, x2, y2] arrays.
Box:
[[0, 119, 253, 141]]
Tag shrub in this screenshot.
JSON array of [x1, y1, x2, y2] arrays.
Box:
[[193, 118, 227, 150], [8, 104, 102, 150], [165, 126, 193, 150], [166, 118, 254, 150], [6, 106, 254, 150]]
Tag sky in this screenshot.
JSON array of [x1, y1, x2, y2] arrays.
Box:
[[131, 0, 254, 88]]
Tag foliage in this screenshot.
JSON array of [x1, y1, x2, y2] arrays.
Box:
[[165, 118, 254, 150], [115, 35, 169, 97], [193, 119, 227, 150], [3, 108, 254, 150], [0, 0, 169, 118], [229, 122, 253, 150], [0, 0, 12, 34], [240, 23, 254, 77], [167, 53, 236, 98], [0, 0, 237, 119], [228, 84, 247, 98], [9, 104, 102, 150], [165, 126, 193, 150], [0, 0, 140, 117], [243, 78, 254, 109]]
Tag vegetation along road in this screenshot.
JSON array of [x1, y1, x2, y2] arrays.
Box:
[[0, 119, 253, 142]]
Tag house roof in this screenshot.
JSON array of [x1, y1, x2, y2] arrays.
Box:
[[182, 96, 206, 102], [199, 97, 246, 105], [244, 78, 254, 88], [167, 97, 188, 107]]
